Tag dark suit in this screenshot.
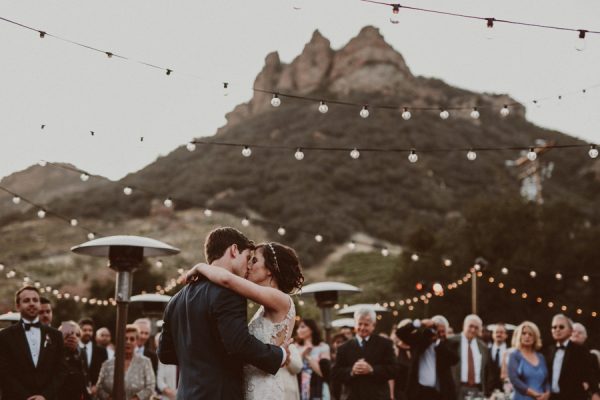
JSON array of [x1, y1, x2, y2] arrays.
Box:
[[0, 321, 67, 400], [488, 344, 506, 392], [447, 334, 494, 398], [331, 335, 397, 400], [396, 323, 459, 400], [547, 341, 600, 400], [81, 341, 108, 387], [158, 279, 283, 400]]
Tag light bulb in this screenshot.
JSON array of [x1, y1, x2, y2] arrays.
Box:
[[37, 209, 46, 219], [408, 149, 418, 163], [186, 142, 196, 152], [163, 198, 173, 208], [359, 105, 369, 118], [80, 173, 90, 182], [575, 30, 586, 52], [527, 148, 537, 161], [470, 108, 480, 119], [439, 109, 449, 120], [87, 232, 95, 240], [350, 148, 360, 159], [314, 234, 323, 243], [381, 248, 390, 257], [411, 253, 419, 261], [485, 18, 495, 40], [432, 283, 443, 293], [123, 186, 133, 195], [277, 226, 286, 236], [583, 275, 590, 282], [318, 101, 328, 114], [223, 82, 229, 96], [530, 271, 537, 278], [401, 107, 411, 120], [204, 209, 213, 217], [443, 258, 452, 267], [70, 219, 78, 227], [156, 260, 163, 268], [390, 5, 400, 24], [294, 148, 305, 160], [242, 146, 252, 157], [12, 196, 21, 205], [270, 94, 281, 107], [241, 217, 250, 227], [500, 105, 510, 117], [555, 273, 563, 280], [501, 267, 509, 275], [589, 145, 598, 159], [0, 264, 4, 271], [38, 160, 47, 167], [467, 150, 477, 161]]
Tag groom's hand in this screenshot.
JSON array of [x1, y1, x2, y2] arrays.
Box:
[[280, 338, 293, 367]]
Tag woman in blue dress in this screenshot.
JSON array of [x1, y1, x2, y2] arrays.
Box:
[[507, 321, 550, 400]]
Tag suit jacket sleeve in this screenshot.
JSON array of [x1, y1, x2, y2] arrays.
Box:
[[331, 343, 354, 384], [212, 287, 282, 375], [0, 329, 29, 398], [41, 329, 68, 400], [158, 299, 178, 365], [370, 338, 397, 381], [436, 340, 459, 369]]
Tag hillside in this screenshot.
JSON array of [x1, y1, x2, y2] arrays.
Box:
[[22, 26, 596, 266]]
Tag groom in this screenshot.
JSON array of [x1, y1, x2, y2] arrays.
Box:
[[158, 227, 286, 399]]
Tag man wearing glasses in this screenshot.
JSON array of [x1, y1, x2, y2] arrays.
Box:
[[548, 314, 600, 400]]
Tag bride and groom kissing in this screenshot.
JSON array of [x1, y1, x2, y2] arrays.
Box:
[[158, 227, 305, 400]]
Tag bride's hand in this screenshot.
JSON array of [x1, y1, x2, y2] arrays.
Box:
[[184, 263, 208, 284]]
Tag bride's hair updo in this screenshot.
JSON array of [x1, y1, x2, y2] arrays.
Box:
[[257, 242, 304, 294]]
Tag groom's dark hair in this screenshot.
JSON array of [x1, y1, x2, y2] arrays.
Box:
[[205, 227, 255, 263]]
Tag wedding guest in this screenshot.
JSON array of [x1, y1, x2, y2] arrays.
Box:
[[331, 307, 397, 400], [154, 333, 177, 400], [296, 318, 331, 400], [79, 318, 108, 394], [391, 319, 413, 400], [134, 318, 159, 374], [39, 296, 54, 326], [96, 324, 156, 400], [0, 285, 67, 399], [489, 323, 509, 392], [95, 327, 115, 359], [448, 314, 493, 399], [330, 333, 349, 400], [281, 342, 303, 400], [340, 326, 354, 341], [395, 315, 458, 400], [59, 321, 90, 400], [548, 314, 600, 400], [507, 321, 549, 400], [570, 322, 588, 345]]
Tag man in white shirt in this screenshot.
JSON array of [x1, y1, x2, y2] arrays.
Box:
[[448, 314, 492, 399], [489, 323, 508, 392], [134, 318, 158, 374]]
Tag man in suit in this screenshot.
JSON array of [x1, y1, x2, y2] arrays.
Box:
[[39, 297, 53, 327], [395, 315, 459, 400], [0, 285, 67, 400], [134, 318, 159, 374], [447, 314, 493, 399], [95, 327, 115, 359], [78, 318, 108, 392], [488, 323, 508, 392], [331, 307, 397, 400], [158, 227, 286, 399], [547, 314, 600, 400]]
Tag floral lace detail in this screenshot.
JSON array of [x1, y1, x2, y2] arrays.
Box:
[[243, 296, 295, 400]]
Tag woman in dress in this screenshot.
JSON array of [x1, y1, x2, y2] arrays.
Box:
[[186, 242, 304, 400], [507, 321, 550, 400], [295, 318, 331, 400], [96, 324, 155, 400]]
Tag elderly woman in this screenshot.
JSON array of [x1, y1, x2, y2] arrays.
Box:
[[96, 324, 156, 400], [507, 321, 549, 400]]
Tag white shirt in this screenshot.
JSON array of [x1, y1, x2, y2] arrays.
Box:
[[79, 341, 93, 367], [551, 340, 569, 393], [491, 342, 507, 367], [135, 345, 145, 356], [22, 317, 42, 367], [106, 347, 115, 360], [460, 334, 482, 384], [357, 336, 370, 348], [418, 340, 439, 388]]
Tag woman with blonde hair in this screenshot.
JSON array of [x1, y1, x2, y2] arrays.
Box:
[[507, 321, 550, 400]]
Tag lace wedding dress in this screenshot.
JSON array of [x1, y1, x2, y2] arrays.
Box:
[[243, 297, 296, 400]]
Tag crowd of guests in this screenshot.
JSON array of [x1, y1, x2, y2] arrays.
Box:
[[1, 284, 599, 400]]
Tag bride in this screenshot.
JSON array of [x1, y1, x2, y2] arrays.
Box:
[[186, 241, 304, 400]]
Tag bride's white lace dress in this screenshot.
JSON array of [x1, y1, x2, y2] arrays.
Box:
[[243, 297, 296, 400]]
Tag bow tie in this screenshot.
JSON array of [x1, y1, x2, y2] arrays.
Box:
[[23, 321, 41, 331], [556, 344, 567, 350]]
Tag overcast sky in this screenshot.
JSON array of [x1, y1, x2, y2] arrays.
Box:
[[1, 0, 599, 181]]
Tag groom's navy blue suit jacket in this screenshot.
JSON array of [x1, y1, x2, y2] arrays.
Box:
[[158, 278, 283, 400]]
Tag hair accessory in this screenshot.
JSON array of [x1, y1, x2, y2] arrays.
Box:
[[266, 243, 280, 272]]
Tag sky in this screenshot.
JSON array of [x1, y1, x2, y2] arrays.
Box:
[[1, 0, 599, 181]]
